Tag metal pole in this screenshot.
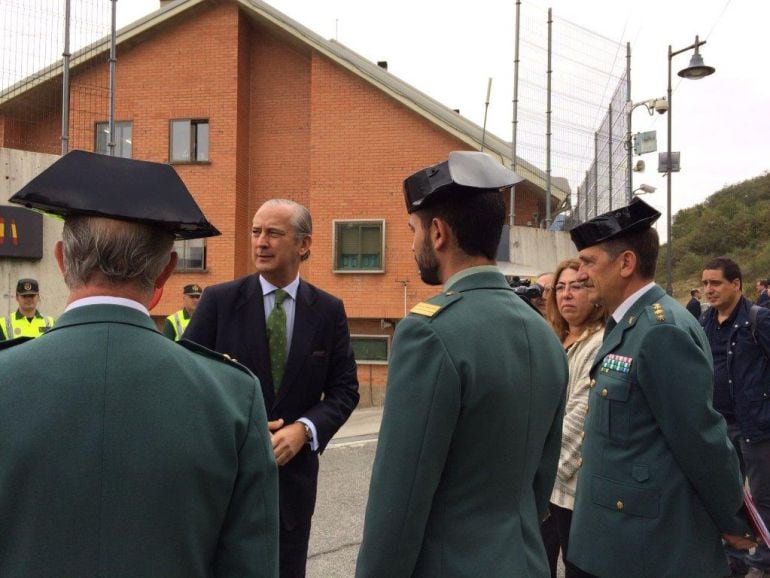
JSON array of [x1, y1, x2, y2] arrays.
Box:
[[665, 44, 673, 295], [108, 0, 118, 156], [545, 7, 552, 228], [626, 42, 632, 203], [61, 0, 71, 155], [510, 0, 521, 227], [481, 78, 492, 152], [608, 102, 613, 211], [594, 133, 599, 217]]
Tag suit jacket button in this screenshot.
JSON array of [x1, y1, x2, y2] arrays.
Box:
[[616, 500, 624, 511]]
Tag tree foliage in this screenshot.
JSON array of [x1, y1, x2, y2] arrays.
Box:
[[656, 171, 770, 300]]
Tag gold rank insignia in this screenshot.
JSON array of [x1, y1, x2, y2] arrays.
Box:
[[652, 303, 666, 322], [410, 302, 441, 317]]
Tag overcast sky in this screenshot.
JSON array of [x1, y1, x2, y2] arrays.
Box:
[[116, 0, 769, 235]]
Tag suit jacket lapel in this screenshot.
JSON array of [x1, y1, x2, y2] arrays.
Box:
[[275, 280, 319, 406], [592, 285, 665, 373], [235, 275, 274, 402]]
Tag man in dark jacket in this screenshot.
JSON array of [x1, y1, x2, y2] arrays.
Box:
[[686, 288, 703, 319], [702, 257, 770, 577]]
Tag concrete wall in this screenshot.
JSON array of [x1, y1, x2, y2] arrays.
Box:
[[0, 148, 67, 319], [507, 226, 578, 276]]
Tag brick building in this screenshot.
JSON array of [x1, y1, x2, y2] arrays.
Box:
[[0, 0, 567, 405]]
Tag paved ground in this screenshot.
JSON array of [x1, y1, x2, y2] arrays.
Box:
[[305, 407, 566, 577]]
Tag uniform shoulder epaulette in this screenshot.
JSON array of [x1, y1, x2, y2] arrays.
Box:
[[177, 338, 256, 378], [409, 291, 464, 319], [0, 336, 34, 352], [647, 302, 671, 324]]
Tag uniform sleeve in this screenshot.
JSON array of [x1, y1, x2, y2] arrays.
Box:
[[161, 319, 176, 340], [637, 322, 747, 534], [356, 318, 460, 578], [212, 379, 279, 577]]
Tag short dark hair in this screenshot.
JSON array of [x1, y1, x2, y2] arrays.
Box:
[[758, 278, 769, 288], [703, 256, 743, 289], [690, 288, 700, 297], [599, 227, 659, 279], [416, 188, 505, 260]]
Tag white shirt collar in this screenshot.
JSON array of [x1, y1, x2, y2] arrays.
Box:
[[65, 295, 150, 315], [260, 274, 300, 301], [612, 281, 656, 323]]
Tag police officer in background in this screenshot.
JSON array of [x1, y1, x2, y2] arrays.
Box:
[[0, 278, 55, 341], [163, 283, 203, 340]]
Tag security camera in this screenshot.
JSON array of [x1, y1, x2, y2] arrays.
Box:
[[653, 98, 669, 114]]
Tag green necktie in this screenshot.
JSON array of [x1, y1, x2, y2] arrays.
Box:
[[267, 289, 288, 393]]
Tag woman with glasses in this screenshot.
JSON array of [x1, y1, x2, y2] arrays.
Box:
[[544, 258, 607, 578]]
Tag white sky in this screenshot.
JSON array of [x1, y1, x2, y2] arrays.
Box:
[[115, 0, 769, 235]]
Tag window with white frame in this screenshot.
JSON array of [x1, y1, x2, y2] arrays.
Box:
[[351, 335, 389, 363], [170, 119, 209, 163], [173, 238, 207, 271], [334, 220, 385, 272], [95, 121, 132, 158]]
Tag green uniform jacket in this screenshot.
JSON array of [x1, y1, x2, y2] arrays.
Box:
[[568, 285, 746, 578], [356, 270, 568, 577], [0, 304, 279, 577]]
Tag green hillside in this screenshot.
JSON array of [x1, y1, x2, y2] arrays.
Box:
[[657, 171, 770, 302]]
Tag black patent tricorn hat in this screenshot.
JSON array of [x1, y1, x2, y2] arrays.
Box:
[[9, 150, 220, 240], [403, 151, 524, 213], [569, 198, 661, 251]]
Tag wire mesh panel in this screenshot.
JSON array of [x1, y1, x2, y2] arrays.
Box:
[[0, 0, 111, 154], [516, 2, 628, 227]]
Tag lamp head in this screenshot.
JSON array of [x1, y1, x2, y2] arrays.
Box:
[[678, 49, 715, 80]]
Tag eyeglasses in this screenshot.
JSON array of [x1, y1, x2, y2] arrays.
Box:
[[554, 282, 586, 294]]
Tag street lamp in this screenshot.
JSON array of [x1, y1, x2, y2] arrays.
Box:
[[665, 35, 715, 295]]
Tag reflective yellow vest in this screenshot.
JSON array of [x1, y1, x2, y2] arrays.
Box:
[[0, 311, 55, 340], [166, 309, 191, 341]]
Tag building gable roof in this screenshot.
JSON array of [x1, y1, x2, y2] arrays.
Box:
[[0, 0, 567, 202]]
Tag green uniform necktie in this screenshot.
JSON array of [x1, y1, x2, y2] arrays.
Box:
[[267, 289, 288, 393]]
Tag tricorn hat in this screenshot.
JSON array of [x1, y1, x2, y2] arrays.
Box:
[[569, 198, 661, 251], [9, 150, 220, 240], [403, 151, 523, 213]]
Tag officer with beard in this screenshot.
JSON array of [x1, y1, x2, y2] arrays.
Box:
[[356, 152, 568, 578]]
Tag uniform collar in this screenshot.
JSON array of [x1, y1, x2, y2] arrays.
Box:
[[444, 265, 501, 291], [65, 296, 149, 316], [612, 281, 656, 323], [15, 310, 43, 320]]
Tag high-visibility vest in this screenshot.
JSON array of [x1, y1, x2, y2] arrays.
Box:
[[0, 312, 54, 340], [166, 309, 191, 341]]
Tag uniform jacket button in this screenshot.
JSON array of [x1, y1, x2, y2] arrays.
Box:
[[601, 388, 609, 397], [616, 500, 624, 511]]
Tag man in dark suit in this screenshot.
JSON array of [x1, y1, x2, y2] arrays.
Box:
[[686, 287, 703, 319], [567, 199, 752, 578], [756, 278, 770, 308], [185, 198, 359, 578], [356, 152, 567, 577], [1, 151, 279, 577]]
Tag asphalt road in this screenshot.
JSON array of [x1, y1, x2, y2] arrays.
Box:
[[306, 437, 566, 577], [307, 439, 377, 577]]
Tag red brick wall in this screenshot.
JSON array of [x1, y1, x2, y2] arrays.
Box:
[[2, 3, 553, 402]]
